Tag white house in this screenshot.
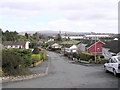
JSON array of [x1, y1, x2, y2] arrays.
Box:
[[64, 44, 78, 53], [3, 41, 30, 49], [51, 43, 62, 49]]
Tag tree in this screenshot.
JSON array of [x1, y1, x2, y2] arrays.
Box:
[[33, 32, 39, 41], [32, 47, 40, 54], [25, 33, 29, 39], [56, 34, 62, 41], [2, 30, 19, 42]]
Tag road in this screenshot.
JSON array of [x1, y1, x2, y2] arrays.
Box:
[[2, 51, 119, 88]]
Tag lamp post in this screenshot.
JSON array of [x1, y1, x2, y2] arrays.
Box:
[[95, 33, 96, 63]]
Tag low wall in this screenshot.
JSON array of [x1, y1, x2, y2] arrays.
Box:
[[31, 59, 43, 67]]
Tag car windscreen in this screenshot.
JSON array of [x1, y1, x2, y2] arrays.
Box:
[[117, 57, 120, 61]]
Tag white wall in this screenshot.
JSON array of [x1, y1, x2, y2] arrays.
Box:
[[102, 47, 113, 59], [77, 43, 87, 52], [25, 41, 30, 49]]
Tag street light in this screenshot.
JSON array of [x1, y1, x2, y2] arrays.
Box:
[[95, 33, 96, 63]]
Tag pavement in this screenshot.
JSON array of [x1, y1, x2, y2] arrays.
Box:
[[30, 60, 49, 74], [2, 51, 120, 88]]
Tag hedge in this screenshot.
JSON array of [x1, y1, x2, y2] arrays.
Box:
[[43, 53, 47, 60], [31, 50, 47, 62], [32, 54, 42, 62], [80, 52, 95, 61]]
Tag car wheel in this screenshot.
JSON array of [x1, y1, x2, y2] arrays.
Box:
[[104, 66, 108, 73], [113, 69, 118, 77]]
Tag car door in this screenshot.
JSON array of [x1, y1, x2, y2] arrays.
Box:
[[109, 58, 117, 72], [111, 58, 118, 73], [107, 58, 113, 72]]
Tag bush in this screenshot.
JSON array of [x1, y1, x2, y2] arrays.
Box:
[[43, 53, 47, 60], [41, 43, 49, 48], [32, 47, 40, 54], [18, 49, 32, 67], [2, 49, 31, 76], [101, 58, 109, 61], [3, 49, 32, 67], [0, 69, 3, 76], [100, 55, 104, 58], [72, 53, 77, 58], [80, 52, 95, 61], [32, 54, 42, 62], [32, 49, 47, 62], [29, 42, 37, 48]]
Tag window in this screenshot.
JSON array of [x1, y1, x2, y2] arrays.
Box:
[[111, 58, 117, 63], [111, 59, 114, 63], [97, 48, 100, 52]]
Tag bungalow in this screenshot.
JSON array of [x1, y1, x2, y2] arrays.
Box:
[[86, 40, 105, 55], [77, 40, 105, 55], [51, 43, 62, 49], [102, 40, 120, 59], [64, 44, 78, 53], [3, 41, 30, 49]]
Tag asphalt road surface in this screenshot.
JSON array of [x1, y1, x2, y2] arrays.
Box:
[[2, 51, 119, 88]]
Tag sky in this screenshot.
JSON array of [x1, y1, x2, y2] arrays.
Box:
[[0, 0, 119, 33]]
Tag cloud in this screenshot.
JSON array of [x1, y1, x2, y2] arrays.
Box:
[[0, 0, 119, 33]]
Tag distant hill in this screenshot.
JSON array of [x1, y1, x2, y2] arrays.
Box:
[[19, 30, 115, 36], [19, 30, 89, 36]]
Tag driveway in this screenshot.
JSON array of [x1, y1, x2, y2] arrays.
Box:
[[2, 51, 119, 88]]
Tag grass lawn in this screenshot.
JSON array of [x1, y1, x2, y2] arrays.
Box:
[[60, 40, 80, 45]]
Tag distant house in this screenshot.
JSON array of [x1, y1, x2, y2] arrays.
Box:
[[39, 39, 54, 44], [3, 41, 30, 49], [51, 43, 62, 49], [102, 40, 120, 59], [77, 40, 90, 52], [64, 44, 78, 53], [77, 40, 105, 55]]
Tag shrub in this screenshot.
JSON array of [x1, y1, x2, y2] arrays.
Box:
[[0, 69, 3, 76], [80, 52, 95, 61], [32, 54, 42, 62], [32, 47, 40, 54], [2, 50, 31, 76], [32, 49, 47, 62], [29, 42, 37, 48], [18, 49, 32, 67], [72, 53, 78, 58], [41, 43, 49, 48], [3, 49, 32, 67], [101, 58, 109, 61], [43, 53, 47, 60], [100, 55, 104, 58]]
